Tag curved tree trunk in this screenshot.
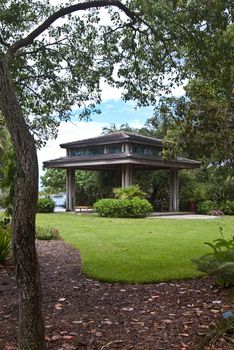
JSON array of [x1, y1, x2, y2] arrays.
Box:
[[0, 57, 46, 349]]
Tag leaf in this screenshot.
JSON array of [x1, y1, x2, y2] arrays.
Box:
[[59, 298, 66, 302], [54, 303, 63, 310], [122, 307, 134, 311], [162, 319, 173, 324]]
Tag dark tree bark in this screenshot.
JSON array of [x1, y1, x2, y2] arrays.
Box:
[[0, 57, 46, 349]]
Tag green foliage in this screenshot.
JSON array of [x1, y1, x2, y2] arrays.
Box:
[[113, 185, 146, 200], [203, 316, 234, 349], [41, 169, 114, 205], [156, 78, 234, 162], [41, 168, 66, 195], [0, 227, 11, 263], [0, 113, 10, 160], [0, 143, 16, 207], [1, 0, 232, 146], [76, 171, 114, 205], [197, 201, 220, 215], [0, 208, 12, 229], [197, 200, 234, 215], [0, 191, 8, 208], [37, 197, 55, 213], [94, 198, 153, 218], [178, 165, 234, 211], [0, 115, 16, 207], [193, 227, 234, 287], [220, 201, 234, 215], [36, 226, 60, 240]]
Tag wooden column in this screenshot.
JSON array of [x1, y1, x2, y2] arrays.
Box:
[[115, 168, 122, 187], [66, 168, 75, 211], [121, 164, 133, 188], [169, 168, 179, 211]]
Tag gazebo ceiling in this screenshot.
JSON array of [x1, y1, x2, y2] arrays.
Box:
[[43, 132, 201, 171]]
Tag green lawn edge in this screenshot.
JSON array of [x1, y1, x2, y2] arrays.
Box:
[[36, 213, 234, 284]]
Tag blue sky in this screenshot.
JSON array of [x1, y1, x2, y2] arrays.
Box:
[[82, 99, 154, 125]]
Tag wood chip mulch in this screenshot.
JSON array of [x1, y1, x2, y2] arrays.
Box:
[[1, 240, 234, 350]]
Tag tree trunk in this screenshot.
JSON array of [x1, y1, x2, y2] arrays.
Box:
[[0, 57, 46, 349]]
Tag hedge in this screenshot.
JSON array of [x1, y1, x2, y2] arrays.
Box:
[[94, 198, 153, 218], [37, 197, 55, 213]]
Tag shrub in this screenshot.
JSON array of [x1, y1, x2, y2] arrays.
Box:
[[193, 227, 234, 287], [94, 198, 153, 218], [197, 200, 219, 214], [37, 197, 55, 213], [220, 201, 234, 215], [197, 200, 234, 215], [36, 226, 60, 240], [0, 227, 11, 263]]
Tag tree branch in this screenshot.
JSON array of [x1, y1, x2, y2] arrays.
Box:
[[0, 35, 10, 48], [16, 38, 68, 57], [8, 0, 137, 56]]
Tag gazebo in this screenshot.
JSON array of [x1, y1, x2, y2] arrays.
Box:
[[43, 132, 200, 212]]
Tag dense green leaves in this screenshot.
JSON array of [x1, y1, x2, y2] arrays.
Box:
[[193, 228, 234, 287], [1, 0, 232, 146], [156, 78, 234, 162], [94, 197, 153, 217], [37, 197, 55, 213], [41, 168, 114, 205]]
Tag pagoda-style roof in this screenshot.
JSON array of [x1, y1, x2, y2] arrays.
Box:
[[44, 132, 200, 171], [60, 132, 163, 148]]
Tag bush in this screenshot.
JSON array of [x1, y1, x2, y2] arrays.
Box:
[[193, 227, 234, 287], [197, 200, 234, 215], [94, 198, 153, 218], [197, 200, 219, 214], [37, 197, 55, 213], [36, 226, 60, 240], [220, 201, 234, 215], [0, 227, 11, 263]]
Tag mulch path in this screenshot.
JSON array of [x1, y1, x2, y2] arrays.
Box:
[[1, 240, 234, 350]]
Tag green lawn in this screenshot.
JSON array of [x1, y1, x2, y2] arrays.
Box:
[[36, 213, 234, 283]]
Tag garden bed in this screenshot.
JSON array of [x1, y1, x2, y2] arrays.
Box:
[[1, 240, 234, 349]]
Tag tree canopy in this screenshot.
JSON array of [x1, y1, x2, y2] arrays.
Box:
[[1, 0, 232, 143]]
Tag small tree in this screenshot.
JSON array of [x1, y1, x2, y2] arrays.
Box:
[[113, 185, 146, 200]]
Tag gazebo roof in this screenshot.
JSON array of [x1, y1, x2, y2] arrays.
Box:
[[44, 132, 201, 170], [60, 131, 163, 148]]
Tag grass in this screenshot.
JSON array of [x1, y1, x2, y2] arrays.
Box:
[[36, 213, 234, 283]]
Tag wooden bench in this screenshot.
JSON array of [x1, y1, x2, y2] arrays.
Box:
[[154, 201, 169, 212], [75, 205, 92, 213]]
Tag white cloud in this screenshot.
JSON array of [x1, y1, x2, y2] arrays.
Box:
[[100, 79, 123, 101], [171, 83, 186, 97]]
